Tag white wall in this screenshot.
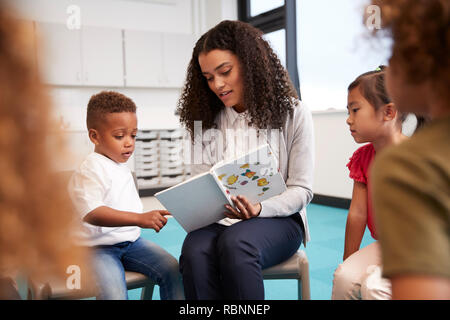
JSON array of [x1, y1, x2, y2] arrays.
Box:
[[12, 0, 193, 33], [312, 111, 418, 199], [312, 111, 358, 198], [11, 0, 236, 171]]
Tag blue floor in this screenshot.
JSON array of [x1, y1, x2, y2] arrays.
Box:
[[129, 203, 375, 300]]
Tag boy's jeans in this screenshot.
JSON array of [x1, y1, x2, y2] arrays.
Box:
[[92, 237, 184, 300]]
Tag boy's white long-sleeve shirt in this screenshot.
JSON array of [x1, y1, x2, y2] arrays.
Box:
[[190, 100, 315, 245]]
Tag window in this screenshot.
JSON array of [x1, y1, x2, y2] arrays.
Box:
[[240, 0, 391, 112], [250, 0, 284, 17], [296, 0, 391, 111], [263, 28, 286, 67], [238, 0, 300, 98]]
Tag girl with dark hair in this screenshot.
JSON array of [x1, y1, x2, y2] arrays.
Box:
[[332, 66, 409, 300], [176, 20, 314, 299]]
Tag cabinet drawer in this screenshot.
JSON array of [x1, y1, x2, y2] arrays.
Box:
[[160, 145, 182, 155], [135, 161, 159, 170], [136, 168, 159, 177], [135, 147, 159, 156], [160, 159, 183, 169], [160, 153, 182, 162], [159, 139, 182, 148], [137, 176, 160, 188], [161, 175, 184, 185], [159, 129, 184, 139], [136, 140, 159, 148], [138, 131, 158, 139], [134, 153, 158, 162], [161, 167, 184, 176]]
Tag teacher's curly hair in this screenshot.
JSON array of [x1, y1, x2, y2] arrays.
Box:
[[177, 20, 298, 140]]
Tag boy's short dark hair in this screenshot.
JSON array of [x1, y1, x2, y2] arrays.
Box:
[[87, 91, 136, 129]]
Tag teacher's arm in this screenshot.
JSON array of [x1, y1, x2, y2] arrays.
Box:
[[259, 102, 315, 218]]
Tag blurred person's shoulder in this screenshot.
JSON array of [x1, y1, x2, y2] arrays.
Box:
[[375, 115, 450, 174]]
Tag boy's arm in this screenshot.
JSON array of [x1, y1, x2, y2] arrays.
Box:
[[84, 207, 170, 232], [84, 206, 140, 227]]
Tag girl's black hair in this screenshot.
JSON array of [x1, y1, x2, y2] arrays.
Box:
[[349, 65, 428, 132]]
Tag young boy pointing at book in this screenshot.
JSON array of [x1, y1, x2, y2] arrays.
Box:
[[68, 91, 184, 300]]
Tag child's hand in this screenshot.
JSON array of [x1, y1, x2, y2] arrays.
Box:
[[224, 195, 261, 220], [138, 210, 170, 232]]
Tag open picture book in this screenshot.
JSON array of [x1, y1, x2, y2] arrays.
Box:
[[155, 144, 287, 233]]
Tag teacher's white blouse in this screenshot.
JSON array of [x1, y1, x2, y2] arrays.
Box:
[[191, 100, 315, 245]]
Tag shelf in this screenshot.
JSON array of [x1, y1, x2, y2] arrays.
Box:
[[135, 128, 189, 191]]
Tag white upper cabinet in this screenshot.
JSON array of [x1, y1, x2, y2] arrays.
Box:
[[124, 30, 163, 87], [36, 22, 83, 86], [35, 22, 124, 87], [81, 26, 124, 87], [163, 33, 194, 88], [124, 30, 194, 88], [35, 22, 193, 88]]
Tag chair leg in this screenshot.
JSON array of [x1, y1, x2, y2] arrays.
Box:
[[301, 268, 311, 300], [140, 283, 155, 300], [297, 280, 303, 300]]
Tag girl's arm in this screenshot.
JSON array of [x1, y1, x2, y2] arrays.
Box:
[[343, 181, 368, 261]]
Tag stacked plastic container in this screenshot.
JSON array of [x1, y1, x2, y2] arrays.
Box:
[[135, 129, 190, 190]]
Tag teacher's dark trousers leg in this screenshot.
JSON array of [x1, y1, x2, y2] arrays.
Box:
[[180, 216, 303, 300]]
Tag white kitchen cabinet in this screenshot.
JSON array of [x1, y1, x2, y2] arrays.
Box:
[[36, 21, 193, 88], [35, 22, 124, 87], [36, 22, 83, 86], [124, 30, 163, 87], [124, 30, 194, 88], [163, 33, 194, 87], [81, 26, 124, 87]]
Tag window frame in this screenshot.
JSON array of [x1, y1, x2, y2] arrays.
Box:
[[238, 0, 300, 99]]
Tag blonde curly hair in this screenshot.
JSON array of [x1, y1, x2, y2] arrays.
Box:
[[0, 6, 87, 284]]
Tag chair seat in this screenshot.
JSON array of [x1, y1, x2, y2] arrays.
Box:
[[262, 250, 307, 279], [31, 271, 153, 300], [121, 271, 153, 290], [261, 250, 310, 299]]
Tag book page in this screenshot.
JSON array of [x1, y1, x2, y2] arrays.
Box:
[[210, 170, 233, 205], [212, 144, 287, 204], [155, 172, 230, 233]]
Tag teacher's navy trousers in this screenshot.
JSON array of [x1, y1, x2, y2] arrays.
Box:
[[179, 214, 304, 299]]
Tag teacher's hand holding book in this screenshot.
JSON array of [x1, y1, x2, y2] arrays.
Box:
[[155, 144, 285, 232], [224, 195, 261, 220]]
